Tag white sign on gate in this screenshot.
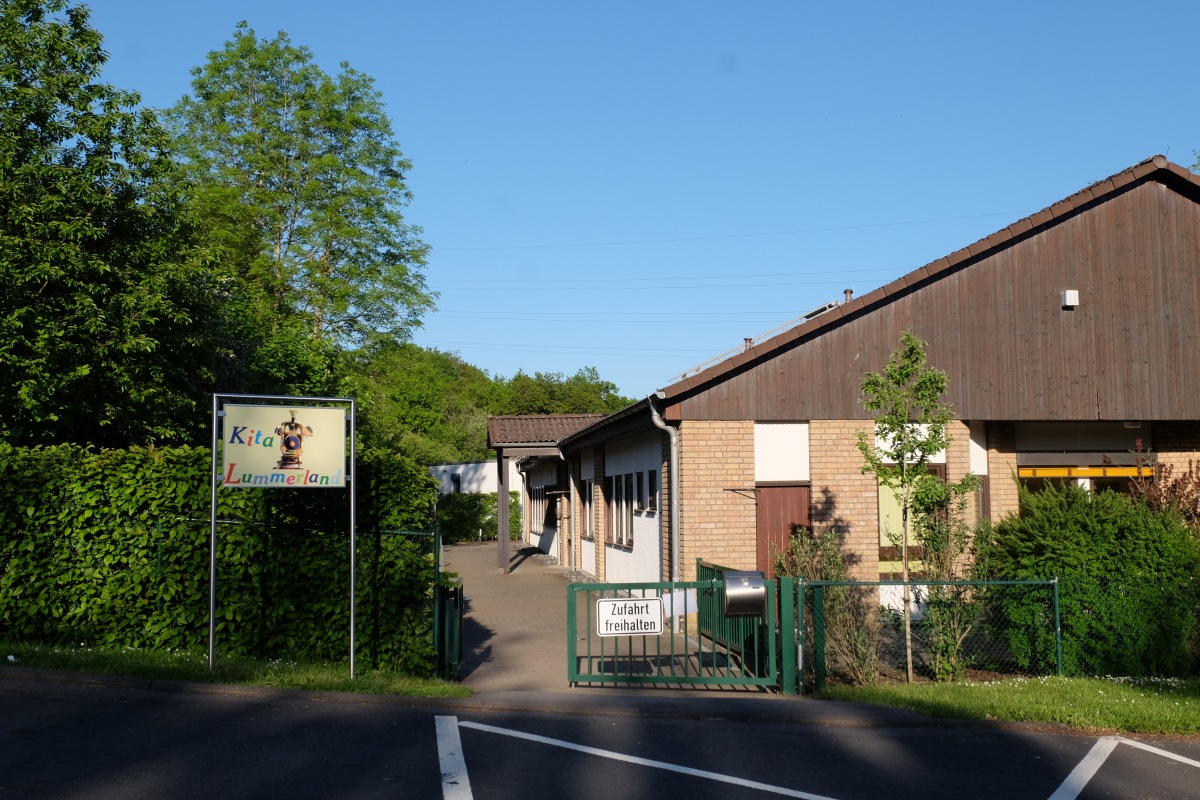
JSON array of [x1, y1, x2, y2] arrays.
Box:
[[596, 597, 663, 637]]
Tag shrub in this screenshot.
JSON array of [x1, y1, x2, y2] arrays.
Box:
[[437, 491, 521, 542], [774, 529, 879, 686], [0, 444, 443, 674], [974, 481, 1200, 677]]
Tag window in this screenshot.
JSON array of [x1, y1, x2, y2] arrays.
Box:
[[605, 473, 635, 548], [529, 485, 544, 533], [646, 470, 658, 512], [450, 474, 462, 494], [580, 479, 595, 540], [877, 464, 943, 577]]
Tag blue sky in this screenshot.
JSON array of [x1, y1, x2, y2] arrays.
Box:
[[87, 1, 1199, 400]]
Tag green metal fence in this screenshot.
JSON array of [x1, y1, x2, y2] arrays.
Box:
[[433, 578, 464, 680], [792, 579, 1062, 692], [567, 579, 782, 689], [565, 570, 1062, 694]]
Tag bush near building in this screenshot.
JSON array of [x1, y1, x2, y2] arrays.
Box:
[[974, 481, 1200, 677]]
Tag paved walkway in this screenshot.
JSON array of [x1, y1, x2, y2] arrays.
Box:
[[442, 542, 571, 693]]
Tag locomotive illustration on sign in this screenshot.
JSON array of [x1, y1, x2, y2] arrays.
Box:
[[275, 410, 314, 470]]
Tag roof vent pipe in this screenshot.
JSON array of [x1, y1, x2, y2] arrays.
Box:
[[844, 289, 853, 303]]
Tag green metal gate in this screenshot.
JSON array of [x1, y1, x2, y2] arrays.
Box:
[[567, 577, 791, 691]]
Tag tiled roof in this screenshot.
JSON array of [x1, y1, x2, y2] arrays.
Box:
[[660, 154, 1200, 400], [487, 414, 607, 447]]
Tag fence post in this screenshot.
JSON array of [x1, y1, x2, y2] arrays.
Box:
[[566, 585, 578, 687], [813, 584, 826, 692], [1052, 576, 1063, 677], [778, 577, 797, 695]]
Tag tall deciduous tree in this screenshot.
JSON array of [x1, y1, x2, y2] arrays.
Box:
[[856, 331, 954, 683], [0, 0, 215, 446], [501, 367, 632, 415], [166, 22, 433, 348]]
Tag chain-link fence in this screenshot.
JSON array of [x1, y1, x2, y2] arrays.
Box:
[[796, 579, 1062, 689]]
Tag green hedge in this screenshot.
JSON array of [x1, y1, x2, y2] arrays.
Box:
[[0, 444, 444, 674], [975, 482, 1200, 677], [437, 491, 521, 543]]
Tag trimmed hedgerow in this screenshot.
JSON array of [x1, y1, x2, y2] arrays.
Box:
[[974, 481, 1200, 677], [0, 444, 443, 674], [436, 491, 520, 543]]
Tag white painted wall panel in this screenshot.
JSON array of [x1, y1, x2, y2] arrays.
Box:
[[754, 423, 810, 482]]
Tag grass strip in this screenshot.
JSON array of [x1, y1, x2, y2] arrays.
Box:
[[1, 640, 472, 699], [820, 675, 1200, 735]]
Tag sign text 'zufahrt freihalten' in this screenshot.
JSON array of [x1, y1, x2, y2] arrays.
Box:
[[595, 597, 663, 637]]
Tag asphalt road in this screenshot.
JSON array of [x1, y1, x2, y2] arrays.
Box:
[[2, 675, 1199, 800]]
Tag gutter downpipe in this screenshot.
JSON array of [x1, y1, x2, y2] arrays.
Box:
[[648, 392, 681, 582]]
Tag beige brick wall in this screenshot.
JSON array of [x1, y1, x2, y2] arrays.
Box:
[[676, 420, 756, 581], [987, 422, 1019, 520], [1154, 422, 1200, 473], [593, 447, 607, 581], [658, 435, 672, 582], [808, 420, 878, 581], [945, 419, 975, 518]]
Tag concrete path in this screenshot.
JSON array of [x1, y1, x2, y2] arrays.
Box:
[[442, 542, 571, 693]]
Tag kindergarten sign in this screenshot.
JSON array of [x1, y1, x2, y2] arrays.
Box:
[[220, 405, 346, 489]]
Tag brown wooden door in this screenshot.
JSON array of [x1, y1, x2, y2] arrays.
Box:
[[756, 485, 810, 578]]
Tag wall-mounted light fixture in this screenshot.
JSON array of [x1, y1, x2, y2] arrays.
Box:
[[1061, 289, 1079, 309]]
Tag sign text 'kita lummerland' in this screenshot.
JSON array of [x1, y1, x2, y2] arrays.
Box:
[[220, 405, 346, 489]]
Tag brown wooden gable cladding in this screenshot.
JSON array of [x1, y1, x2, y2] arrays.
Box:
[[661, 156, 1200, 423]]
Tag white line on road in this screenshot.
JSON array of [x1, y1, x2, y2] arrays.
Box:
[[1047, 736, 1120, 800], [1117, 737, 1200, 769], [435, 716, 474, 800], [1048, 735, 1200, 800], [458, 719, 841, 800]]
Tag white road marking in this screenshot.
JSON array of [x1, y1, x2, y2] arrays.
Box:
[[1117, 737, 1200, 769], [458, 719, 841, 800], [1048, 735, 1200, 800], [435, 716, 474, 800], [1047, 736, 1120, 800]]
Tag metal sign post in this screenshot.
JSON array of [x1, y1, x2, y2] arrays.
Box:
[[209, 393, 358, 677]]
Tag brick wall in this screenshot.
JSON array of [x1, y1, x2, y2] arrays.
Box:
[[659, 434, 672, 581], [1155, 422, 1200, 472], [945, 419, 972, 511], [676, 420, 756, 581], [808, 420, 878, 580], [593, 447, 607, 581], [987, 422, 1019, 519]]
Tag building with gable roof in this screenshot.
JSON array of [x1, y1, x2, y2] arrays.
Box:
[[498, 156, 1200, 584], [486, 414, 605, 571]]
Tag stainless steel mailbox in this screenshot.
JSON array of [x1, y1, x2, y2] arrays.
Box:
[[722, 570, 767, 617]]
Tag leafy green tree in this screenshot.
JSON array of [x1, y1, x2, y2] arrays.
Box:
[[500, 367, 632, 415], [166, 22, 433, 349], [857, 331, 958, 682], [0, 0, 215, 446], [339, 343, 501, 461]]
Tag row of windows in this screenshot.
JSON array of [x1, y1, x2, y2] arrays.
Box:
[[576, 470, 658, 548]]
